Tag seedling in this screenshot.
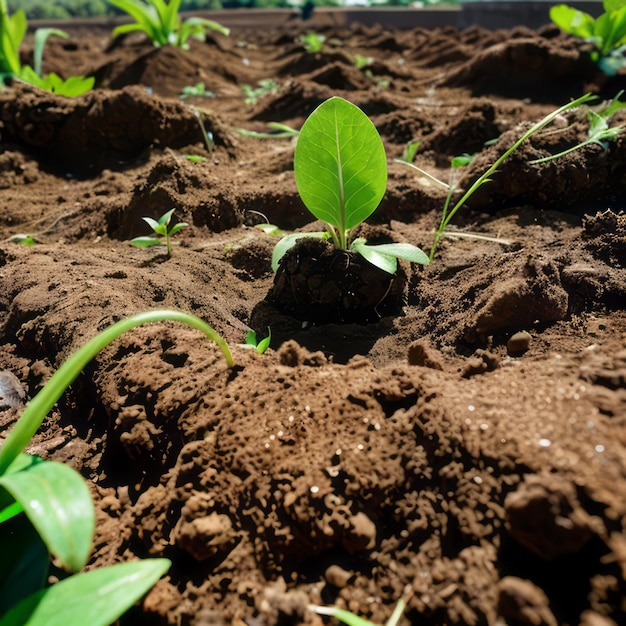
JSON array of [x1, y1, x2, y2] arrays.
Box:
[[397, 93, 601, 260], [0, 310, 232, 624], [241, 327, 271, 354], [309, 587, 411, 626], [550, 0, 626, 75], [236, 122, 299, 139], [130, 208, 188, 258], [108, 0, 229, 49], [300, 32, 325, 53], [354, 54, 373, 69], [399, 139, 420, 164], [7, 234, 37, 246], [0, 1, 93, 96], [180, 82, 215, 99], [272, 96, 429, 275], [530, 91, 626, 163], [241, 79, 279, 105]]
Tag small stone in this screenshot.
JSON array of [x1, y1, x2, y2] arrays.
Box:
[[324, 564, 353, 588], [0, 370, 26, 409], [507, 330, 531, 356]]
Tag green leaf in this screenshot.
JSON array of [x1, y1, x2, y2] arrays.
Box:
[[0, 559, 171, 626], [33, 28, 68, 78], [0, 460, 94, 572], [271, 231, 327, 272], [142, 216, 160, 230], [350, 238, 429, 275], [294, 97, 387, 249], [168, 222, 188, 236], [158, 208, 175, 226], [604, 0, 626, 13], [309, 605, 377, 626], [130, 236, 162, 248], [451, 153, 474, 168], [550, 5, 596, 38]]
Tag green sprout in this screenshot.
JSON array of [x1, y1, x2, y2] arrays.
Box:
[[236, 122, 299, 139], [396, 93, 603, 260], [550, 0, 626, 75], [0, 0, 94, 96], [530, 91, 626, 163], [241, 79, 279, 106], [272, 96, 429, 275], [241, 327, 271, 354], [354, 54, 373, 69], [309, 587, 411, 626], [180, 81, 215, 99], [130, 208, 188, 258], [108, 0, 229, 49], [399, 139, 420, 164], [0, 310, 232, 625], [7, 234, 37, 246], [300, 32, 325, 53]]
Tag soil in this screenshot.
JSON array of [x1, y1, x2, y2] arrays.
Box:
[[1, 15, 626, 626]]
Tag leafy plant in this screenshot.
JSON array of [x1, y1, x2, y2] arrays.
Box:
[[0, 309, 233, 625], [108, 0, 229, 49], [300, 32, 325, 53], [130, 208, 188, 258], [0, 0, 94, 95], [272, 96, 429, 275], [242, 327, 271, 354], [550, 0, 626, 75], [396, 93, 601, 260], [241, 78, 279, 105]]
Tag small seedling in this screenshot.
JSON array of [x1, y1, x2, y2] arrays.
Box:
[[0, 1, 93, 96], [272, 97, 429, 275], [309, 586, 411, 626], [0, 310, 232, 625], [108, 0, 229, 49], [396, 93, 603, 260], [184, 154, 208, 162], [241, 327, 271, 354], [530, 91, 626, 163], [399, 139, 420, 164], [550, 0, 626, 75], [180, 82, 215, 99], [300, 32, 325, 53], [130, 208, 188, 258], [354, 54, 373, 69], [241, 79, 279, 105], [236, 122, 299, 139], [7, 233, 37, 246]]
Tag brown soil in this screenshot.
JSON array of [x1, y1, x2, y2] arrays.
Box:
[[1, 17, 626, 626]]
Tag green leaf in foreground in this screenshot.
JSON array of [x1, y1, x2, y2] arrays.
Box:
[[0, 460, 94, 572], [294, 96, 387, 250], [0, 559, 171, 626]]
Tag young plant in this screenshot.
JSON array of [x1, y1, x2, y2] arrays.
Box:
[[241, 78, 279, 106], [0, 0, 94, 96], [130, 208, 188, 258], [300, 32, 325, 53], [530, 91, 626, 163], [272, 96, 429, 275], [397, 93, 600, 260], [241, 327, 271, 354], [0, 309, 233, 625], [550, 0, 626, 75], [108, 0, 229, 49], [236, 121, 299, 139], [180, 81, 215, 99]]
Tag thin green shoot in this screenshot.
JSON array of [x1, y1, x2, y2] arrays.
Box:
[[236, 122, 299, 139], [184, 154, 208, 162], [193, 108, 215, 153], [7, 233, 37, 246], [529, 91, 626, 163], [398, 139, 420, 164], [130, 208, 188, 258], [241, 79, 279, 106]]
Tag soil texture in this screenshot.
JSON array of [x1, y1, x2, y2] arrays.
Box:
[[1, 17, 626, 626]]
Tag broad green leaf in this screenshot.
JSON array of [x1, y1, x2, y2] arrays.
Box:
[[0, 515, 49, 615], [168, 222, 188, 236], [550, 5, 596, 38], [0, 559, 171, 626], [0, 460, 94, 572], [294, 97, 387, 248], [351, 238, 429, 275], [271, 231, 327, 272], [130, 236, 162, 248], [143, 216, 160, 230], [350, 240, 397, 274]]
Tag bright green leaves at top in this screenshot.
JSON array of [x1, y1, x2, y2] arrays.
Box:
[[109, 0, 230, 49], [294, 96, 388, 251], [550, 0, 626, 74]]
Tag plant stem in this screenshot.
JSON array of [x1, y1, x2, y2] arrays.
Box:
[[429, 92, 596, 260], [0, 310, 233, 474]]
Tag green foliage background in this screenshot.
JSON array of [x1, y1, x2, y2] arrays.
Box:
[[8, 0, 459, 19]]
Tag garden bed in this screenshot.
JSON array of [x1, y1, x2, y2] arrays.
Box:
[[1, 16, 626, 626]]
